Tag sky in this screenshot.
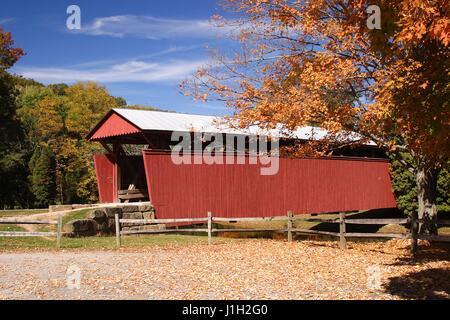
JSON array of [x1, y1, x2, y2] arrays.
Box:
[[2, 0, 236, 115]]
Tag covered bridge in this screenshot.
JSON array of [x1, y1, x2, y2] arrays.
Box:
[[86, 108, 397, 219]]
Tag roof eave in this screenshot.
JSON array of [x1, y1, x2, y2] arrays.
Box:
[[86, 108, 144, 141]]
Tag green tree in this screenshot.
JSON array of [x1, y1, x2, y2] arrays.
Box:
[[16, 81, 120, 204], [15, 82, 53, 148], [29, 145, 56, 208], [115, 96, 127, 106], [0, 28, 30, 208], [391, 153, 450, 217]]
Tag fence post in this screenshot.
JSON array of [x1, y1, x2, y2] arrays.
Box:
[[339, 212, 346, 249], [56, 214, 62, 249], [115, 213, 121, 247], [410, 212, 418, 256], [287, 211, 293, 242], [207, 211, 212, 245]]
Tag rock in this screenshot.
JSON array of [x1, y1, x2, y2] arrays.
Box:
[[64, 218, 115, 237], [137, 203, 153, 212], [64, 219, 97, 234], [72, 204, 101, 209], [122, 224, 160, 231], [95, 221, 108, 232], [121, 205, 139, 213], [142, 211, 155, 220], [63, 221, 76, 234], [61, 204, 156, 237], [106, 218, 116, 232], [139, 225, 163, 231], [104, 207, 122, 218], [122, 212, 143, 219], [86, 209, 106, 220], [122, 226, 141, 231]]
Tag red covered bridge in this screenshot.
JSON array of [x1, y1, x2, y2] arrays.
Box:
[[86, 108, 397, 219]]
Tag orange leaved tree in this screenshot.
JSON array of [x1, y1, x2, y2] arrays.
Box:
[[182, 0, 449, 234]]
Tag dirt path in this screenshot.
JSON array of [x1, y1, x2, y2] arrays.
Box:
[[13, 202, 149, 232], [12, 206, 101, 234], [13, 210, 71, 238], [0, 239, 448, 300]]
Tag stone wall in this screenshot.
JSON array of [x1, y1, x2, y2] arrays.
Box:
[[64, 203, 164, 237]]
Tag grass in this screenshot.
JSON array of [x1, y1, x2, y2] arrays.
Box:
[[0, 209, 48, 218], [61, 208, 92, 225], [0, 207, 448, 250], [33, 208, 93, 233], [0, 207, 241, 250], [0, 232, 240, 250], [0, 224, 26, 232]]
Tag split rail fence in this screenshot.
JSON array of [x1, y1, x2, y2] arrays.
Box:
[[115, 212, 450, 252], [0, 215, 63, 248]]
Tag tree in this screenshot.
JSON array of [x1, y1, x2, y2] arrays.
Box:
[[115, 96, 127, 107], [15, 81, 54, 149], [61, 82, 118, 203], [64, 82, 118, 137], [29, 145, 56, 207], [16, 81, 119, 204], [0, 28, 24, 72], [182, 0, 449, 234], [2, 27, 153, 207], [390, 153, 449, 218], [0, 28, 29, 208]]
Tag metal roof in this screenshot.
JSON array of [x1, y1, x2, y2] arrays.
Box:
[[112, 108, 330, 140], [87, 108, 372, 144]]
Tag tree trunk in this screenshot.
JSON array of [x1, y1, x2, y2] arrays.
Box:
[[415, 157, 439, 235]]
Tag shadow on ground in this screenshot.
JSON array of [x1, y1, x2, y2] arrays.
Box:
[[310, 208, 403, 233], [383, 267, 450, 300], [389, 241, 450, 265]]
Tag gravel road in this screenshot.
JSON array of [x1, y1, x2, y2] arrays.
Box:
[[0, 239, 448, 300]]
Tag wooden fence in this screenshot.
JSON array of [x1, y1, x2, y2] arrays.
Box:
[[115, 212, 450, 252], [0, 215, 63, 248]]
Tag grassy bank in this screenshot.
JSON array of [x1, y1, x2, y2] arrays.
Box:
[[0, 207, 448, 250], [0, 232, 228, 250]]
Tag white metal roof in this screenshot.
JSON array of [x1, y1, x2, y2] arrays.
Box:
[[113, 108, 370, 143]]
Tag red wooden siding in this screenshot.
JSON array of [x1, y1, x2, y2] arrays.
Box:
[[93, 153, 117, 203], [89, 112, 140, 141], [142, 150, 397, 219]]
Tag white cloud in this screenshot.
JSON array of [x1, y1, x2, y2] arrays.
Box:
[[74, 15, 229, 39], [0, 17, 14, 25], [14, 58, 207, 84], [67, 45, 201, 68]]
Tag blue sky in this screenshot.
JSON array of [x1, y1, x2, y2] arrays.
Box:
[[2, 0, 236, 115]]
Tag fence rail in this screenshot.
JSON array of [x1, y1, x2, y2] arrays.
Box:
[[115, 211, 450, 251], [0, 219, 58, 225], [0, 215, 62, 248]]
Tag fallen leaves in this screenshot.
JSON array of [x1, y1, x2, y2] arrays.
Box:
[[0, 239, 448, 300]]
